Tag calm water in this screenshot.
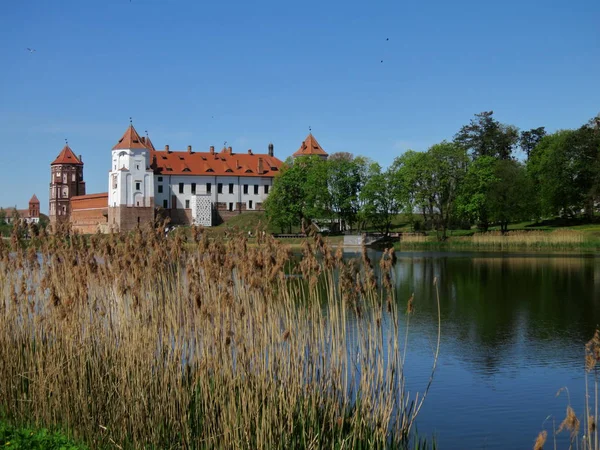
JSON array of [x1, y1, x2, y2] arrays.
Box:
[[357, 250, 600, 449]]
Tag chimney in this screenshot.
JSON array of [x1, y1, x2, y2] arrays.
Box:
[[165, 144, 170, 153], [210, 146, 215, 155], [236, 158, 239, 169], [187, 145, 192, 154], [268, 143, 274, 157], [79, 154, 83, 162], [247, 149, 253, 155], [228, 146, 233, 155], [257, 157, 264, 174]]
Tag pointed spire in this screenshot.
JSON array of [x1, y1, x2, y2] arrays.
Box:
[[293, 133, 328, 157], [51, 144, 83, 165], [143, 130, 156, 151], [29, 194, 40, 204], [112, 123, 148, 150]]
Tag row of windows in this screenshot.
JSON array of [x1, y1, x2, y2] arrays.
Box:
[[164, 199, 255, 211], [164, 183, 270, 195]]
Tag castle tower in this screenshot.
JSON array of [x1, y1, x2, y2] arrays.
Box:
[[108, 124, 155, 231], [49, 144, 85, 228], [28, 194, 40, 223], [292, 133, 328, 160]]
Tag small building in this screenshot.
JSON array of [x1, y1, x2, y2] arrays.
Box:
[[1, 195, 40, 224]]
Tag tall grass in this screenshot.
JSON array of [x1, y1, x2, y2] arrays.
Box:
[[470, 230, 585, 249], [397, 229, 591, 250], [0, 222, 439, 449]]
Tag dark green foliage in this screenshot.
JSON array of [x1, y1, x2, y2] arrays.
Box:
[[527, 118, 600, 218], [0, 422, 87, 450], [519, 127, 546, 160], [454, 111, 519, 160]]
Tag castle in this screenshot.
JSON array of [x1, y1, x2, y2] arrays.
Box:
[[49, 124, 328, 233]]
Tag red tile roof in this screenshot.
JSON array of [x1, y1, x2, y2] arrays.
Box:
[[112, 125, 148, 150], [150, 148, 282, 177], [2, 208, 32, 219], [293, 133, 328, 157], [140, 135, 156, 151], [51, 145, 83, 166], [29, 194, 40, 204], [71, 193, 108, 210]]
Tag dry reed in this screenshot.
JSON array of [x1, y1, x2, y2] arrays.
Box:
[[470, 230, 585, 248], [0, 222, 439, 449]]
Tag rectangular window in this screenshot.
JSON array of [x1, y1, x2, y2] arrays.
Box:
[[163, 199, 168, 208], [185, 200, 190, 209], [158, 176, 163, 182], [229, 183, 234, 194], [206, 183, 212, 194], [249, 200, 253, 209], [135, 182, 141, 191], [136, 165, 140, 170], [217, 183, 223, 194], [264, 185, 269, 194], [158, 185, 163, 193], [254, 185, 259, 195], [191, 183, 196, 194], [179, 183, 184, 194], [243, 184, 248, 195], [228, 202, 233, 211]]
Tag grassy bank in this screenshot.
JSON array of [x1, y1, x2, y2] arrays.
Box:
[[0, 225, 438, 449], [394, 228, 600, 251]]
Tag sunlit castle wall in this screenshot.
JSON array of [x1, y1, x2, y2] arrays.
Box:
[[109, 148, 154, 208]]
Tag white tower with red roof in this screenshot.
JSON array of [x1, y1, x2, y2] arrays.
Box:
[[107, 123, 155, 230]]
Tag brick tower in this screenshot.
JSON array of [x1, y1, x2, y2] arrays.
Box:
[[28, 194, 40, 222], [49, 144, 85, 229]]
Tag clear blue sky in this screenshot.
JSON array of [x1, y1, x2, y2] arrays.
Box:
[[1, 0, 598, 213]]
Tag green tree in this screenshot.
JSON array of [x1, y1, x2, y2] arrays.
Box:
[[519, 127, 546, 160], [392, 143, 468, 240], [455, 156, 498, 231], [0, 207, 5, 225], [264, 160, 305, 233], [454, 111, 519, 160], [527, 120, 600, 219], [359, 162, 404, 235], [425, 142, 469, 239], [264, 156, 330, 233], [390, 150, 432, 229], [327, 153, 367, 230], [487, 160, 536, 232]]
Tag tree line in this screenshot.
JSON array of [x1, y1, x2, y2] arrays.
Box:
[[264, 111, 600, 239]]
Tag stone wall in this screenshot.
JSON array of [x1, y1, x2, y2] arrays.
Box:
[[108, 206, 154, 232], [168, 208, 193, 226]]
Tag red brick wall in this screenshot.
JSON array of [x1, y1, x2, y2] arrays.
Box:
[[108, 206, 154, 232], [71, 208, 108, 234]]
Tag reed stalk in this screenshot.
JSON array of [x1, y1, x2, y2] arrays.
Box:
[[0, 224, 439, 449]]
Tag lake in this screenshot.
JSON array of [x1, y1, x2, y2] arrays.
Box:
[[355, 250, 600, 449]]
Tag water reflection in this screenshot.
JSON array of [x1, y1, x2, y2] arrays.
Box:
[[358, 250, 600, 449]]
